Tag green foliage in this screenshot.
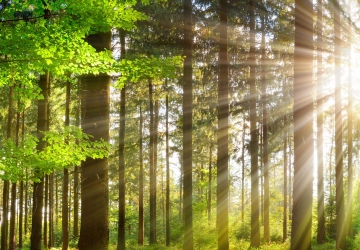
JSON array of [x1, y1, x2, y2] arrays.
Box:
[[0, 126, 109, 182]]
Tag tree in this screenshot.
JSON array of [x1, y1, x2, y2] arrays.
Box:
[[165, 80, 171, 246], [249, 0, 260, 247], [217, 0, 229, 249], [261, 2, 270, 243], [62, 79, 70, 250], [346, 0, 354, 239], [117, 28, 126, 250], [316, 0, 326, 244], [30, 72, 49, 250], [138, 105, 144, 245], [291, 0, 313, 249], [183, 0, 194, 249], [334, 0, 345, 248], [149, 79, 157, 244], [78, 32, 111, 250]]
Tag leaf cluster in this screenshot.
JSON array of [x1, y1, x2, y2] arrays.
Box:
[[0, 125, 109, 182]]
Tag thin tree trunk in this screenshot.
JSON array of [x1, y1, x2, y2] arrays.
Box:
[[291, 1, 314, 249], [334, 0, 345, 248], [19, 178, 24, 248], [149, 80, 156, 244], [288, 136, 292, 222], [154, 99, 159, 240], [9, 90, 20, 250], [346, 0, 353, 238], [317, 0, 326, 243], [207, 145, 212, 223], [43, 175, 48, 249], [31, 72, 49, 250], [261, 8, 270, 243], [9, 182, 16, 250], [138, 106, 144, 245], [24, 180, 28, 237], [165, 82, 170, 246], [2, 84, 13, 250], [218, 0, 229, 249], [62, 80, 71, 250], [117, 28, 126, 250], [48, 172, 54, 248], [241, 118, 245, 223], [73, 88, 80, 239], [249, 0, 260, 247], [19, 110, 25, 249], [183, 0, 193, 249], [283, 116, 288, 242], [78, 32, 111, 250]]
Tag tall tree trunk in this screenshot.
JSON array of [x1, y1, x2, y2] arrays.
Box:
[[149, 80, 157, 244], [218, 0, 229, 249], [291, 1, 314, 249], [261, 7, 270, 243], [43, 175, 48, 249], [31, 72, 49, 250], [78, 32, 111, 250], [117, 28, 126, 250], [346, 0, 353, 239], [48, 172, 54, 248], [154, 99, 159, 238], [183, 0, 193, 248], [2, 84, 13, 250], [288, 136, 292, 222], [317, 0, 326, 244], [334, 0, 345, 249], [62, 80, 71, 250], [24, 179, 29, 237], [165, 82, 170, 246], [19, 179, 23, 247], [249, 0, 260, 247], [208, 145, 212, 223], [73, 87, 80, 239], [19, 110, 25, 249], [9, 95, 20, 250], [283, 116, 288, 242], [9, 182, 16, 250], [138, 105, 144, 245], [241, 118, 245, 223]]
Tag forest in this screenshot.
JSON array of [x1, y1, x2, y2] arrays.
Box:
[[1, 0, 360, 249]]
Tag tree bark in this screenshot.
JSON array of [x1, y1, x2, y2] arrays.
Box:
[[283, 116, 288, 242], [334, 0, 345, 248], [249, 0, 260, 247], [138, 105, 144, 245], [43, 175, 48, 249], [165, 82, 171, 246], [346, 0, 353, 239], [317, 0, 326, 244], [48, 172, 54, 248], [183, 0, 193, 248], [261, 7, 270, 243], [78, 32, 111, 250], [117, 28, 126, 250], [207, 145, 212, 223], [9, 87, 20, 250], [30, 72, 49, 250], [217, 0, 229, 249], [62, 80, 71, 250], [291, 1, 314, 249], [148, 80, 157, 244]]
